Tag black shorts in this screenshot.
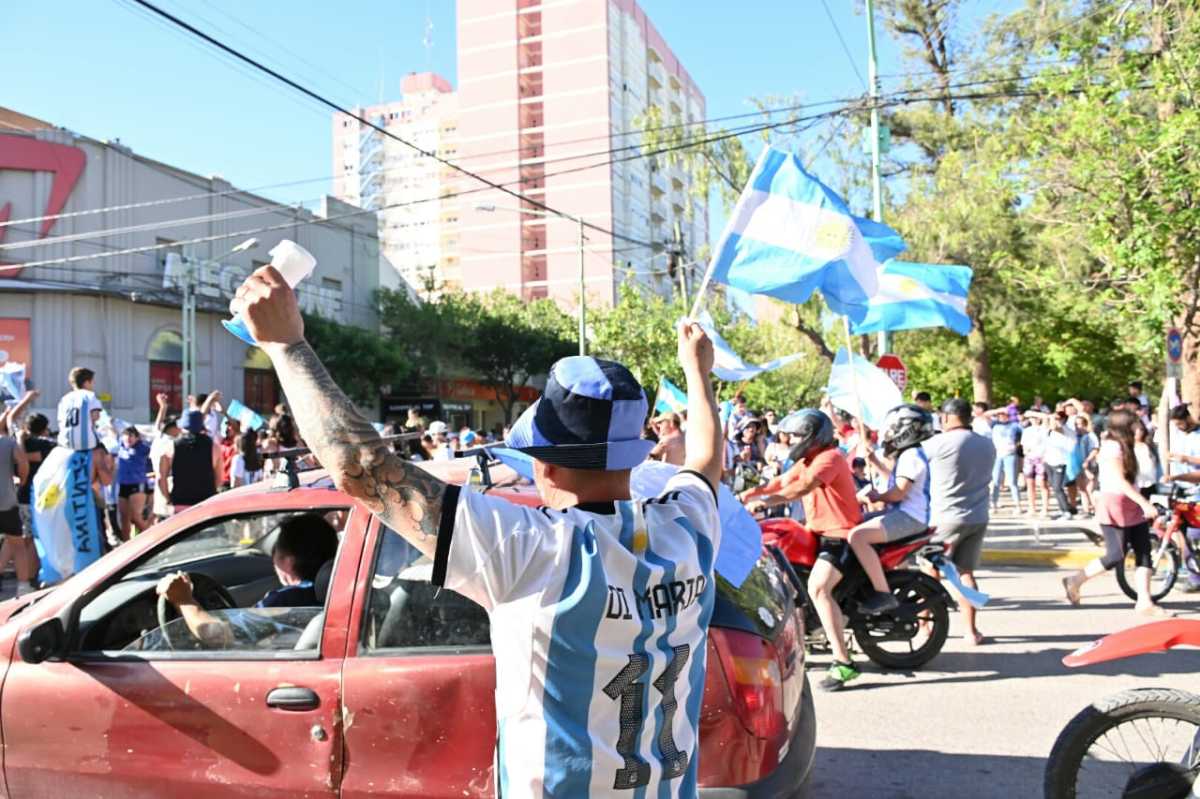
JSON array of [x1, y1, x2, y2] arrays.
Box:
[[817, 537, 853, 571], [0, 506, 22, 537], [118, 483, 148, 498]]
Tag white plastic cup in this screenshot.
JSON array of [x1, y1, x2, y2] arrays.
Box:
[[223, 240, 317, 345]]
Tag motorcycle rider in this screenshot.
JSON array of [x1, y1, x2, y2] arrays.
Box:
[[852, 404, 936, 615], [740, 409, 865, 690]]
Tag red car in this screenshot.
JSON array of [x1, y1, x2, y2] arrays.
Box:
[[1, 459, 814, 797]]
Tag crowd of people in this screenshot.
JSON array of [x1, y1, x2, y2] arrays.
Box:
[[4, 359, 1197, 693], [639, 378, 1198, 691]]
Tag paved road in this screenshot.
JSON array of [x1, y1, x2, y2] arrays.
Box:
[[806, 565, 1200, 798]]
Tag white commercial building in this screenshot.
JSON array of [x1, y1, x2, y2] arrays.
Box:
[[0, 107, 381, 426]]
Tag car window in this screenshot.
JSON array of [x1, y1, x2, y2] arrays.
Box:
[[78, 508, 349, 657], [360, 524, 490, 652]]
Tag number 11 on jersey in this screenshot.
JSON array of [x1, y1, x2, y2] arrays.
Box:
[[603, 644, 691, 790]]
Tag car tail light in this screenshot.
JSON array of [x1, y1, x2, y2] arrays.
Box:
[[711, 628, 787, 741]]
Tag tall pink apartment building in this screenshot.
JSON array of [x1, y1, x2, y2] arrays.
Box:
[[333, 0, 707, 306], [456, 0, 707, 306]]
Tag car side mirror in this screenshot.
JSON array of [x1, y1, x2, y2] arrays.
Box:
[[17, 618, 65, 664]]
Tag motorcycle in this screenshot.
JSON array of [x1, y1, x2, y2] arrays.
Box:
[[1045, 619, 1200, 799], [1114, 482, 1200, 602], [759, 517, 953, 669]]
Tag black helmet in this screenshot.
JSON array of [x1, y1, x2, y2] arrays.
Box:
[[777, 409, 835, 462], [880, 404, 935, 456]]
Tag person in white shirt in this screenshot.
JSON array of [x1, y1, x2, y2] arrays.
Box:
[[1030, 409, 1079, 519], [851, 404, 936, 615], [230, 265, 724, 799], [1021, 415, 1051, 516], [970, 402, 993, 437]]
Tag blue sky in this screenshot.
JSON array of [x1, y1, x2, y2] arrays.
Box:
[[5, 0, 922, 235]]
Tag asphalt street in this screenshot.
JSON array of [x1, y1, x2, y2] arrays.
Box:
[[806, 565, 1200, 798]]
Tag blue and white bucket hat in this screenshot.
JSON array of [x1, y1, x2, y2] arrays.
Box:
[[493, 356, 655, 479]]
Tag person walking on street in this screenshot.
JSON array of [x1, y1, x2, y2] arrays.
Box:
[[741, 410, 864, 690], [229, 428, 264, 487], [115, 426, 153, 539], [989, 410, 1022, 514], [163, 411, 221, 514], [1031, 409, 1079, 519], [1021, 414, 1051, 517], [151, 415, 180, 522], [1062, 410, 1169, 616], [231, 264, 724, 797], [924, 399, 996, 646], [13, 413, 52, 593], [0, 423, 30, 591]]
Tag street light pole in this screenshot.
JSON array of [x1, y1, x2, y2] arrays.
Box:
[[865, 0, 890, 357], [180, 237, 258, 403]]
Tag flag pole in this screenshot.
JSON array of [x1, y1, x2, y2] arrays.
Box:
[[841, 315, 868, 443], [688, 257, 716, 319]]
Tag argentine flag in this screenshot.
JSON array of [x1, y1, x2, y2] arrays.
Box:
[[693, 311, 803, 381], [850, 261, 974, 336], [653, 377, 688, 414], [708, 147, 906, 319]]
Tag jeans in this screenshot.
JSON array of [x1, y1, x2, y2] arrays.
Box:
[[1047, 464, 1077, 515], [991, 453, 1020, 507]]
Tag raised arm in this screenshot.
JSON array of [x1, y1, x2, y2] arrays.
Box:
[[154, 393, 170, 432], [232, 266, 448, 557], [677, 321, 721, 490]]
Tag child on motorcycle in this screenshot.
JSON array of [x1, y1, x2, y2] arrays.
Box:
[[850, 404, 937, 615], [740, 409, 865, 690]]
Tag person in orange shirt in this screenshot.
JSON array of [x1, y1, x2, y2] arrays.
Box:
[[741, 409, 864, 690]]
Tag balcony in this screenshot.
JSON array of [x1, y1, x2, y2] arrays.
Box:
[[518, 41, 543, 70], [519, 104, 544, 130], [517, 13, 542, 39]]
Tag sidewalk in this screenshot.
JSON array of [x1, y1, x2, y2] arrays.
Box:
[[979, 495, 1103, 567]]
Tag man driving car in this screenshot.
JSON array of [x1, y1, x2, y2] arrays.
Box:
[[156, 513, 338, 646]]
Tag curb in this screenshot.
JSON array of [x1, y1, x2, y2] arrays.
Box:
[[980, 546, 1101, 568]]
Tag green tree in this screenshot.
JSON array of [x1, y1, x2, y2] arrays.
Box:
[[302, 312, 414, 405], [457, 291, 577, 423]]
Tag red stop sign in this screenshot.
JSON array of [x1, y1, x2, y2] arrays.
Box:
[[876, 354, 908, 393]]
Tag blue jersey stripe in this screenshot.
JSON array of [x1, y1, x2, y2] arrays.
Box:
[[541, 519, 618, 798], [624, 502, 654, 799], [676, 517, 715, 799], [642, 537, 680, 799]]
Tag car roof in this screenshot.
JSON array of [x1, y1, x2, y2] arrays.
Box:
[[218, 456, 541, 507]]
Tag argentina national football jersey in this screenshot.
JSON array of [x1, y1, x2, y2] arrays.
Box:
[[432, 470, 720, 798]]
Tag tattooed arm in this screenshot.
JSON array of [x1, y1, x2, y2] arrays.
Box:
[[232, 266, 447, 557]]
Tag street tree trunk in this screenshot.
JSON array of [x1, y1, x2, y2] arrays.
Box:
[[967, 312, 993, 404]]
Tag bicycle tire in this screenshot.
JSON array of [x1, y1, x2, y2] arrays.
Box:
[[1044, 687, 1200, 799], [1115, 544, 1179, 602]]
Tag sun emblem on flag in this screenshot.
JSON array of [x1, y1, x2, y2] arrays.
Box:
[[632, 528, 649, 554], [812, 217, 854, 259], [895, 276, 924, 297], [36, 483, 63, 511]]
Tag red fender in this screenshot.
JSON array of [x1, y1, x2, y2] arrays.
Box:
[[1063, 619, 1200, 668], [759, 518, 819, 569]]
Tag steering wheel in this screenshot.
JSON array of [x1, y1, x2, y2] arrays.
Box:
[[156, 572, 237, 650]]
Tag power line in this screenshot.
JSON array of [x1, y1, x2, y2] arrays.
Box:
[[819, 0, 868, 90], [6, 75, 1141, 273], [126, 0, 662, 253], [1, 70, 1064, 249]]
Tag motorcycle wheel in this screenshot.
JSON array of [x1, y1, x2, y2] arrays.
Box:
[[1045, 688, 1200, 799], [1115, 544, 1179, 602], [854, 571, 949, 670]]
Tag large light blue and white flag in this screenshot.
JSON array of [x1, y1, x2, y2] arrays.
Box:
[[694, 311, 804, 382], [707, 147, 906, 319], [653, 377, 688, 414], [826, 348, 903, 431], [850, 261, 974, 336]]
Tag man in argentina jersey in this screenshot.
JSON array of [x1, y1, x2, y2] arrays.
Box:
[[231, 266, 723, 799], [434, 326, 722, 797]]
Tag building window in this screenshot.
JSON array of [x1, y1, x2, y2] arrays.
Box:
[[155, 237, 182, 272], [321, 277, 343, 292]]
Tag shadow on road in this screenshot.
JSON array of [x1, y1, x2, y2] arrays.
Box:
[[810, 746, 1046, 798]]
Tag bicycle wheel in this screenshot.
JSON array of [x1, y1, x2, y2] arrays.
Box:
[[1045, 688, 1200, 799], [1115, 544, 1178, 602]]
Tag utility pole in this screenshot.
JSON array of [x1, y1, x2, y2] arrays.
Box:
[[577, 216, 587, 356], [865, 0, 890, 357], [181, 258, 196, 402]]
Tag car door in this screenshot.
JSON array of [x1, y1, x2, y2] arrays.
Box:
[[0, 499, 368, 798], [339, 518, 498, 798]]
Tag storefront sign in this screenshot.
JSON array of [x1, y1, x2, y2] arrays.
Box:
[[0, 136, 87, 279], [163, 252, 344, 322]]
